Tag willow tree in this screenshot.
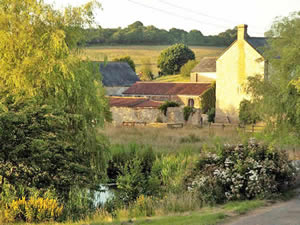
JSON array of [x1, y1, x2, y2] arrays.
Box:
[[0, 0, 111, 200], [246, 12, 300, 142]]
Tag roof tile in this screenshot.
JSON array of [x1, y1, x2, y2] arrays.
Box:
[[109, 97, 162, 108], [123, 82, 211, 96]]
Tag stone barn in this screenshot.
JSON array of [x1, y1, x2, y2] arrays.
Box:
[[123, 82, 211, 109]]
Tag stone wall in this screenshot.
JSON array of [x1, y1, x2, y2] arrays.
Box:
[[111, 106, 203, 126]]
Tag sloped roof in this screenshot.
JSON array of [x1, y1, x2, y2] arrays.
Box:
[[109, 97, 162, 108], [192, 57, 217, 73], [99, 62, 140, 87], [247, 37, 269, 55], [123, 82, 211, 96]]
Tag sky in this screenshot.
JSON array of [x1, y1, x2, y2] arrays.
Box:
[[45, 0, 300, 36]]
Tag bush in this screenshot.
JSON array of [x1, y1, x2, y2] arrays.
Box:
[[207, 107, 215, 123], [183, 106, 194, 121], [113, 56, 136, 72], [3, 197, 63, 223], [180, 60, 198, 77], [186, 141, 295, 205], [107, 144, 159, 205], [157, 44, 195, 75], [159, 101, 179, 116], [239, 99, 261, 125]]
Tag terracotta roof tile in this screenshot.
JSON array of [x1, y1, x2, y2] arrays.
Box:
[[123, 82, 211, 96], [109, 97, 162, 108]]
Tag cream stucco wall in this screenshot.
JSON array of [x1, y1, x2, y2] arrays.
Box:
[[190, 72, 216, 83], [215, 40, 264, 123]]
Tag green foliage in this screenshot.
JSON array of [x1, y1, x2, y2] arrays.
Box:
[[113, 149, 160, 204], [158, 101, 180, 116], [186, 141, 295, 204], [180, 60, 198, 77], [2, 196, 63, 223], [0, 97, 109, 202], [64, 187, 96, 221], [85, 21, 234, 47], [113, 56, 136, 72], [207, 108, 216, 123], [157, 44, 195, 75], [183, 106, 195, 121], [107, 144, 159, 205], [223, 200, 265, 215], [246, 12, 300, 136], [139, 58, 154, 80], [201, 82, 216, 114], [239, 99, 261, 125], [0, 1, 111, 220]]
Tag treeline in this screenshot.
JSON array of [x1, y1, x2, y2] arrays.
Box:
[[83, 21, 237, 46]]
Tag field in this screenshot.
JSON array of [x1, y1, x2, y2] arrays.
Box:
[[80, 45, 225, 75], [100, 125, 251, 156]]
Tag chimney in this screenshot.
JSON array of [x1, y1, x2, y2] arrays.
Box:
[[237, 24, 248, 41]]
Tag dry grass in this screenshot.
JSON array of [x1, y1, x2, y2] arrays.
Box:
[[80, 45, 225, 75], [100, 125, 243, 153], [154, 74, 190, 82]]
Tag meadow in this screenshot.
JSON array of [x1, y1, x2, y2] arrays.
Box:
[[80, 45, 225, 75]]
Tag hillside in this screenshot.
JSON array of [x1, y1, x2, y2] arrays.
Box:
[[81, 45, 225, 75]]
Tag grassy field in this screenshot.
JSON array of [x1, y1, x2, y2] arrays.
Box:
[[80, 45, 225, 75], [101, 125, 246, 154]]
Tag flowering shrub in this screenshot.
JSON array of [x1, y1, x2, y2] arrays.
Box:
[[186, 141, 296, 204], [3, 197, 63, 223]]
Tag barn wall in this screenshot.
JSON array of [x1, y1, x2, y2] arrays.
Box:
[[110, 107, 202, 126]]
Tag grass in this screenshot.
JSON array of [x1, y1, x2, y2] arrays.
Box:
[[4, 199, 268, 225], [154, 74, 190, 82], [76, 200, 264, 225], [100, 125, 245, 154], [223, 200, 265, 215], [80, 45, 225, 75]]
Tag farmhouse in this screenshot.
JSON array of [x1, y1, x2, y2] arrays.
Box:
[[215, 24, 268, 123], [100, 62, 140, 96], [123, 82, 212, 109], [190, 57, 217, 83]]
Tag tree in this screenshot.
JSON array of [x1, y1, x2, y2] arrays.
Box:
[[0, 0, 110, 200], [169, 28, 188, 44], [187, 30, 204, 45], [180, 60, 198, 77], [113, 56, 136, 72], [239, 99, 261, 125], [157, 44, 195, 75], [246, 12, 300, 134], [217, 28, 237, 46]]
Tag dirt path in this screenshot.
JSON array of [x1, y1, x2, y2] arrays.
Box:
[[223, 190, 300, 225]]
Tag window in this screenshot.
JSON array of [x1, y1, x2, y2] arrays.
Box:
[[188, 99, 194, 107]]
